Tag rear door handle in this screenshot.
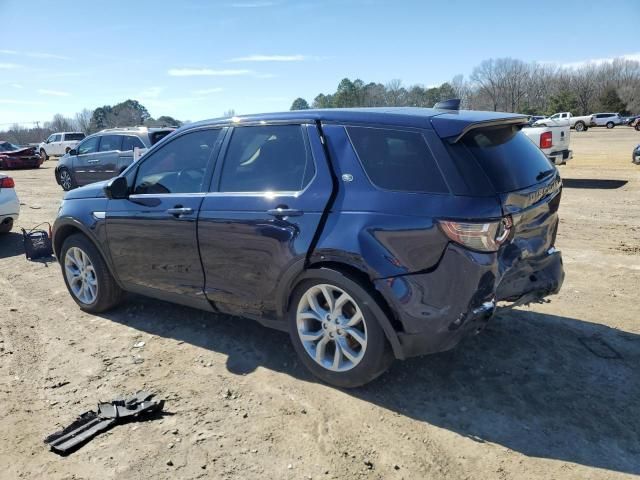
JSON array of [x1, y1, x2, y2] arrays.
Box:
[[167, 207, 194, 216], [267, 207, 303, 218]]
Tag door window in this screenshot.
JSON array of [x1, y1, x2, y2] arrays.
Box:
[[77, 136, 100, 155], [218, 125, 314, 192], [98, 135, 122, 152], [52, 134, 62, 142], [122, 135, 145, 151], [133, 129, 220, 195]]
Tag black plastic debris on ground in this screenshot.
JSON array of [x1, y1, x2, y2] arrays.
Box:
[[44, 391, 164, 455]]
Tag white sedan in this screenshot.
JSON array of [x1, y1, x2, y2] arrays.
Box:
[[0, 174, 20, 233]]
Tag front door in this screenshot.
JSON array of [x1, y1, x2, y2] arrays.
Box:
[[106, 128, 224, 306], [89, 134, 122, 183], [198, 123, 333, 317], [73, 136, 101, 185]]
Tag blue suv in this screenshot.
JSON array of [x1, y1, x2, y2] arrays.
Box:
[[53, 107, 565, 387]]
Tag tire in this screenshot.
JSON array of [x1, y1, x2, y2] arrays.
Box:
[[58, 167, 76, 191], [574, 121, 585, 132], [40, 149, 48, 161], [60, 233, 123, 313], [606, 122, 615, 129], [287, 268, 393, 388], [635, 124, 640, 131], [0, 219, 13, 234]]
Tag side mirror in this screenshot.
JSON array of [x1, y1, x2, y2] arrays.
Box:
[[68, 149, 77, 156], [104, 176, 129, 200]]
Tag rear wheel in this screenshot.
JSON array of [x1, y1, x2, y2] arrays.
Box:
[[288, 269, 393, 388], [60, 233, 123, 313], [574, 121, 585, 132], [40, 149, 48, 161], [58, 167, 75, 191], [606, 121, 615, 129]]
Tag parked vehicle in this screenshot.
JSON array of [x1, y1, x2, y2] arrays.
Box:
[[55, 127, 175, 191], [39, 132, 86, 160], [534, 112, 595, 131], [0, 174, 19, 233], [633, 145, 640, 165], [592, 113, 624, 128], [522, 124, 572, 165], [53, 107, 565, 387], [527, 115, 547, 126], [0, 141, 43, 169], [631, 117, 640, 131], [620, 114, 638, 125]]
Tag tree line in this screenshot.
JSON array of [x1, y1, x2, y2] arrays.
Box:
[[290, 56, 640, 116], [1, 99, 183, 145]]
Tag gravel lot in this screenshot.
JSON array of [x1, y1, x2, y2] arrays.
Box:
[[1, 127, 639, 480]]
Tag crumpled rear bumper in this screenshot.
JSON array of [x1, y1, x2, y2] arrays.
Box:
[[374, 244, 564, 359]]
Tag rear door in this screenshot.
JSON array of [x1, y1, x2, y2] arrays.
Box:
[[198, 123, 332, 317], [120, 135, 146, 172], [105, 127, 224, 305]]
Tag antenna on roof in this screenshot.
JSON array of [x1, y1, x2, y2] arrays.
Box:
[[434, 98, 461, 111]]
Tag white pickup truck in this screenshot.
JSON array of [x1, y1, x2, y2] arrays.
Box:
[[522, 123, 573, 165], [39, 132, 86, 160], [533, 112, 595, 132]]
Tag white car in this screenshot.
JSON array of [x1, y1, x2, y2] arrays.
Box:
[[0, 174, 19, 234], [522, 124, 573, 165], [534, 112, 596, 132], [39, 132, 86, 160], [592, 113, 624, 129]]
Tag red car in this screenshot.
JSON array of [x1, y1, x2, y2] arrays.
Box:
[[0, 141, 43, 169]]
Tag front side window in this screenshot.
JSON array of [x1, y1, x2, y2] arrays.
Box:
[[133, 129, 220, 195], [218, 125, 314, 192], [98, 135, 122, 152], [77, 136, 100, 155], [122, 135, 145, 151], [347, 126, 448, 193], [52, 134, 62, 142]]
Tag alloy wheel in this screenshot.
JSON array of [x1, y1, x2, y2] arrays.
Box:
[[296, 284, 367, 372], [64, 246, 98, 305], [60, 170, 72, 190]]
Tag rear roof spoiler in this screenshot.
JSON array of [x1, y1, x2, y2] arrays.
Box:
[[430, 113, 528, 143]]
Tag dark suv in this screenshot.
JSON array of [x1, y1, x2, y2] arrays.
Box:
[[55, 127, 174, 191], [53, 108, 565, 387]]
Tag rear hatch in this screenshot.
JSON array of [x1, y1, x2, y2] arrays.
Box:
[[432, 113, 563, 300]]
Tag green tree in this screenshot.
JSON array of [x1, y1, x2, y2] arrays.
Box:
[[546, 90, 578, 115], [290, 98, 310, 110], [598, 87, 627, 113]]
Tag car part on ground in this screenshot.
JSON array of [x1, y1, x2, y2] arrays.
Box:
[[0, 141, 43, 169], [0, 174, 20, 234], [633, 145, 640, 165], [21, 222, 54, 260], [44, 391, 164, 455], [53, 106, 565, 387]]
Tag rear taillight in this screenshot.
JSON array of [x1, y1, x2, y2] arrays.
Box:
[[439, 216, 513, 252], [0, 177, 15, 188], [540, 131, 553, 149]]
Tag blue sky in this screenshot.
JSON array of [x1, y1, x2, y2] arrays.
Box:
[[1, 0, 639, 126]]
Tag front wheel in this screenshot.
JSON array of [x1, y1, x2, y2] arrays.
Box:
[[574, 121, 585, 132], [60, 233, 123, 313], [58, 167, 76, 191], [40, 149, 48, 161], [635, 124, 640, 131], [288, 269, 393, 388], [606, 122, 615, 129]]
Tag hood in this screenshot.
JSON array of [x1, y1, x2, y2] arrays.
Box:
[[0, 146, 37, 156], [64, 180, 109, 200]]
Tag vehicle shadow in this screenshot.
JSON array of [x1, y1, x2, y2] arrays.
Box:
[[101, 297, 639, 475], [0, 232, 25, 259], [562, 178, 628, 189]]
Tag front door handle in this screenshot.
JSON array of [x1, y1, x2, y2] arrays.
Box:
[[167, 207, 194, 216], [267, 207, 303, 218], [87, 159, 100, 163]]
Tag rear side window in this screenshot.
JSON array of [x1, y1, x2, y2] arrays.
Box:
[[347, 127, 448, 193], [122, 135, 145, 151], [218, 125, 314, 192], [99, 135, 122, 152], [447, 126, 554, 193], [64, 133, 85, 141]]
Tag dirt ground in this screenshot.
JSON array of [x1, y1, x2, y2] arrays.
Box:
[[1, 127, 639, 480]]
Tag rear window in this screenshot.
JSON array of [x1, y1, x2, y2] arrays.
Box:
[[64, 133, 85, 141], [347, 127, 448, 193], [447, 126, 554, 193]]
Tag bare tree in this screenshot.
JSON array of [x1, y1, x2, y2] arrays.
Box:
[[74, 108, 93, 133]]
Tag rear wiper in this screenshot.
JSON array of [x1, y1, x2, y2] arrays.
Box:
[[536, 169, 555, 181]]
